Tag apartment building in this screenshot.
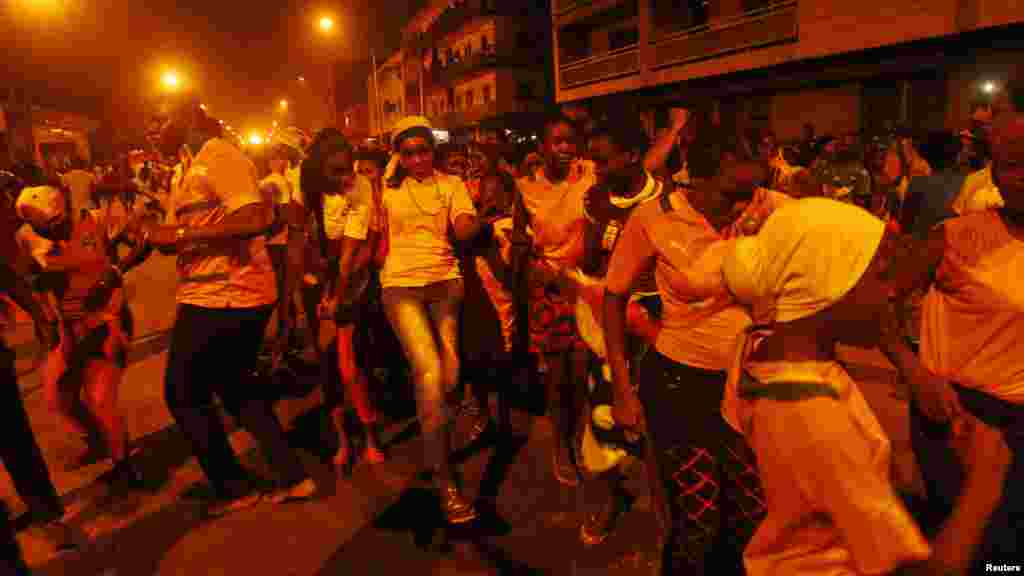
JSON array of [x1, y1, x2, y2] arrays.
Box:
[[553, 0, 1024, 139], [367, 51, 407, 137], [367, 0, 552, 142]]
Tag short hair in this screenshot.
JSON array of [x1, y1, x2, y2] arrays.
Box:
[[687, 136, 740, 179], [917, 131, 962, 172], [589, 115, 650, 156], [541, 112, 578, 140]]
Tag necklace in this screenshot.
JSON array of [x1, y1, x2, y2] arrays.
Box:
[[405, 173, 445, 216]]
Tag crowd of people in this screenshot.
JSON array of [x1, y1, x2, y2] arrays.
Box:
[[0, 78, 1021, 575]]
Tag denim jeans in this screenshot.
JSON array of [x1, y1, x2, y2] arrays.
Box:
[[382, 279, 463, 473]]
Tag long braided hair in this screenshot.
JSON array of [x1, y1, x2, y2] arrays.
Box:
[[300, 128, 353, 260]]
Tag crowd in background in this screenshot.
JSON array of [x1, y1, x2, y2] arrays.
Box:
[[0, 76, 1021, 576]]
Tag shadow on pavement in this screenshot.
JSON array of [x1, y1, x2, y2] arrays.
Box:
[[33, 499, 206, 576]]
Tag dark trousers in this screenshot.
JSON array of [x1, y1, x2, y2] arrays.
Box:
[[911, 386, 1022, 571], [638, 350, 765, 575], [0, 345, 64, 526], [0, 502, 29, 575], [164, 304, 306, 497]]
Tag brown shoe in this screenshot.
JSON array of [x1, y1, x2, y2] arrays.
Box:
[[579, 488, 631, 547], [442, 486, 478, 525]]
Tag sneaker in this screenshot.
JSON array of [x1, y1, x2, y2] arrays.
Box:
[[266, 478, 317, 505], [442, 486, 478, 525]]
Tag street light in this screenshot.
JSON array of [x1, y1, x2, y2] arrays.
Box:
[[279, 99, 289, 111], [161, 71, 180, 91], [315, 15, 339, 127], [982, 81, 998, 94], [248, 133, 264, 146]]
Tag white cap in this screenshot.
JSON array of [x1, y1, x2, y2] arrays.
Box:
[[16, 186, 65, 226]]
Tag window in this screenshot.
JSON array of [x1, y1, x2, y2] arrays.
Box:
[[481, 35, 490, 54], [465, 42, 473, 58], [483, 85, 492, 103], [466, 89, 474, 108], [516, 30, 531, 50], [516, 81, 534, 101], [609, 26, 639, 51]]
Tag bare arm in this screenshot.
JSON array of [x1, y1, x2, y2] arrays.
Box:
[[182, 203, 273, 244], [452, 212, 483, 242], [330, 236, 365, 304], [644, 109, 689, 176]]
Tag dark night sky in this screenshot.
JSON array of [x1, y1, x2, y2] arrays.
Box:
[[1, 0, 422, 138]]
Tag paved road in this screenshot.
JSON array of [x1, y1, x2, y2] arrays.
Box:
[[1, 254, 924, 575]]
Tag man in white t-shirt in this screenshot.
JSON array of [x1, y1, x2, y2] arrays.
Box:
[[262, 131, 306, 360], [61, 160, 96, 218], [144, 101, 316, 515]]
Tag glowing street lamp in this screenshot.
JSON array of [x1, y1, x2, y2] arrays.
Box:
[[279, 99, 289, 111], [982, 81, 997, 94], [161, 71, 180, 91], [248, 133, 264, 146], [318, 16, 335, 33]]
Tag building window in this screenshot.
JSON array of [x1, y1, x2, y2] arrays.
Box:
[[481, 35, 490, 54], [483, 85, 492, 103], [466, 90, 474, 108], [609, 26, 639, 51], [516, 30, 531, 50], [465, 42, 473, 58], [516, 81, 534, 101]]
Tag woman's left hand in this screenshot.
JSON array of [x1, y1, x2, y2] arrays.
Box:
[[318, 295, 337, 320]]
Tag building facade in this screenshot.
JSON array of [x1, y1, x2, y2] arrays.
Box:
[[368, 51, 408, 138], [368, 0, 552, 143], [553, 0, 1024, 138]]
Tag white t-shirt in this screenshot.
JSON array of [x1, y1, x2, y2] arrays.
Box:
[[380, 171, 476, 288], [62, 169, 95, 214], [323, 174, 375, 242], [260, 172, 293, 246], [288, 165, 303, 206]]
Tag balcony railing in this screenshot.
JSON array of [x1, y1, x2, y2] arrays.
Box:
[[651, 0, 797, 69], [553, 0, 593, 16], [431, 49, 518, 85], [559, 44, 640, 89]]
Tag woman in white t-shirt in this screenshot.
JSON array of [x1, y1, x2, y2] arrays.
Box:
[[380, 117, 486, 525], [303, 130, 386, 474]]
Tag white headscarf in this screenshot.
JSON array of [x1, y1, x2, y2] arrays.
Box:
[[15, 186, 65, 226], [720, 198, 886, 432], [722, 197, 886, 325]]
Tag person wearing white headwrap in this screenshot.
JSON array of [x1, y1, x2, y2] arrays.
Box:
[[721, 197, 1009, 575], [379, 115, 486, 525], [15, 184, 148, 489]]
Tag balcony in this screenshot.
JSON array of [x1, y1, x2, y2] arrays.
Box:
[[559, 45, 640, 89], [553, 0, 593, 16], [431, 50, 525, 86], [431, 100, 504, 129], [650, 0, 797, 69]]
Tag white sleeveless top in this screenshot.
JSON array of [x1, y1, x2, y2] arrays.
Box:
[[920, 210, 1024, 404]]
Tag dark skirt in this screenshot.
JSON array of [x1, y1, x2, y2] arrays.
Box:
[[638, 349, 765, 575]]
